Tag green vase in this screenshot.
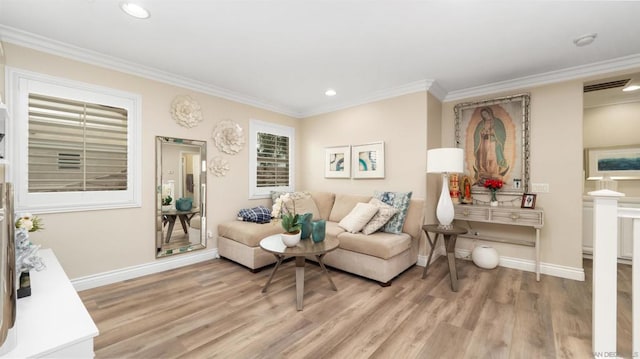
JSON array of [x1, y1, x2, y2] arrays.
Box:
[[311, 220, 326, 243], [298, 213, 313, 239]]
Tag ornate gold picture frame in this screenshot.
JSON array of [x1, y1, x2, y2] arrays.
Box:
[[454, 93, 530, 195]]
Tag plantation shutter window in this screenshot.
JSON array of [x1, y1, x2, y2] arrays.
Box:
[[256, 132, 290, 187], [248, 119, 295, 198], [28, 93, 128, 193]]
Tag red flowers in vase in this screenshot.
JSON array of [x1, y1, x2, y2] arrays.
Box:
[[484, 178, 503, 204], [483, 179, 504, 190]]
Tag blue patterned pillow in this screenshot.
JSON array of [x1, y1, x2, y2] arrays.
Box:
[[237, 206, 272, 224], [374, 191, 413, 234]]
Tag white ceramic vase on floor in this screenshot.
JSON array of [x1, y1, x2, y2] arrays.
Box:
[[471, 245, 499, 269]]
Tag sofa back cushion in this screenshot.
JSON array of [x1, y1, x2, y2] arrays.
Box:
[[402, 198, 426, 240], [309, 191, 336, 220], [329, 194, 372, 222]]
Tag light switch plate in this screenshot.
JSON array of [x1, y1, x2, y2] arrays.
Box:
[[531, 183, 549, 193]]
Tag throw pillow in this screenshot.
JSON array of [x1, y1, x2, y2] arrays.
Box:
[[237, 206, 272, 224], [338, 202, 379, 233], [361, 198, 399, 235], [374, 191, 413, 234]]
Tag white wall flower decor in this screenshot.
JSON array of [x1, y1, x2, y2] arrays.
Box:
[[209, 156, 230, 177], [170, 95, 203, 128], [212, 119, 245, 154]]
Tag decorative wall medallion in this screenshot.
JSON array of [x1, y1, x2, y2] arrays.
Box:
[[209, 156, 230, 177], [212, 119, 245, 154], [170, 95, 203, 128]]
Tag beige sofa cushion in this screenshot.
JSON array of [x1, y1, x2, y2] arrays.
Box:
[[329, 194, 372, 222], [284, 195, 320, 220], [325, 221, 346, 239], [309, 192, 336, 220], [402, 199, 426, 240], [338, 202, 379, 233], [337, 231, 412, 260], [218, 221, 283, 247]]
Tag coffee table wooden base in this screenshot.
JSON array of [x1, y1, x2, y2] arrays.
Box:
[[260, 236, 339, 311]]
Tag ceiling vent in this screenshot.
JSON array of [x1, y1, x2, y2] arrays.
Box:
[[584, 79, 630, 92]]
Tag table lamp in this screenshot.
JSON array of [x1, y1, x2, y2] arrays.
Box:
[[427, 148, 464, 229]]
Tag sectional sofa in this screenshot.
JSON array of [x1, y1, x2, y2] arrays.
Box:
[[217, 191, 425, 285]]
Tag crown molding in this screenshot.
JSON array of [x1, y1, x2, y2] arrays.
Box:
[[444, 53, 640, 102], [300, 79, 441, 118], [0, 25, 301, 118]]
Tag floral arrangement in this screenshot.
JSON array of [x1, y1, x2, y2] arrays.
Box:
[[272, 193, 301, 234], [15, 213, 44, 232], [483, 178, 504, 190], [15, 213, 46, 273], [483, 178, 504, 203]]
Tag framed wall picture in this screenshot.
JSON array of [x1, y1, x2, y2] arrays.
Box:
[[352, 141, 385, 179], [521, 193, 537, 209], [454, 93, 531, 195], [325, 145, 351, 178], [585, 145, 640, 180]]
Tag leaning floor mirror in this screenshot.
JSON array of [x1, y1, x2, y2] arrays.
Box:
[[156, 136, 207, 258]]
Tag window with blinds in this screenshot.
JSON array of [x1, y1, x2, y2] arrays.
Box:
[[256, 132, 290, 187], [249, 119, 295, 198], [28, 93, 128, 193]]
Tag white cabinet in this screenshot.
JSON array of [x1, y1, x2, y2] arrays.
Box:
[[583, 198, 639, 260], [1, 249, 98, 358]]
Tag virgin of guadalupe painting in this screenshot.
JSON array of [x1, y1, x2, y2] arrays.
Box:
[[455, 94, 530, 195], [471, 106, 514, 182]]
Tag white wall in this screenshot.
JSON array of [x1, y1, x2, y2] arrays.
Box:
[[299, 92, 429, 200]]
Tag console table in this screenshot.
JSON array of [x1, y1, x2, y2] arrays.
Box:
[[454, 204, 544, 281]]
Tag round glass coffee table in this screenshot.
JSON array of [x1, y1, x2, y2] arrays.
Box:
[[259, 235, 339, 311]]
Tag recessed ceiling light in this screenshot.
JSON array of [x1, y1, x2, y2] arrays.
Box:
[[120, 2, 150, 19], [325, 89, 337, 97], [623, 84, 640, 92], [573, 33, 597, 47]]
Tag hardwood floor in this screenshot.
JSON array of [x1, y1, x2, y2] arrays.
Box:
[[79, 256, 631, 358]]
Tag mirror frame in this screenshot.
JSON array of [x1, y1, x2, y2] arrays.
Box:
[[156, 136, 207, 258]]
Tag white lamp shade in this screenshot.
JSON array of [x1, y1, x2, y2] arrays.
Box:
[[427, 148, 464, 173]]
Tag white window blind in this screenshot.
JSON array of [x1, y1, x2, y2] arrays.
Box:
[[256, 132, 290, 187], [27, 93, 128, 192]]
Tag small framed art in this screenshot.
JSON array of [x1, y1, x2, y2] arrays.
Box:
[[521, 193, 537, 209], [352, 141, 385, 179], [325, 145, 351, 178]]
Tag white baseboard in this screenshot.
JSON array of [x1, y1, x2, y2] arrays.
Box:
[[417, 248, 585, 281], [71, 248, 220, 291]]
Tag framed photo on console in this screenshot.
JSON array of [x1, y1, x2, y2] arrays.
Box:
[[521, 193, 537, 209], [454, 93, 531, 195]]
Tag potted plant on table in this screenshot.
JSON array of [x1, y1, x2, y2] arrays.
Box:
[[272, 193, 302, 247]]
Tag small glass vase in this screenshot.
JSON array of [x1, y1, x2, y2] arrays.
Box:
[[298, 213, 312, 239], [490, 190, 498, 207], [311, 220, 326, 243]]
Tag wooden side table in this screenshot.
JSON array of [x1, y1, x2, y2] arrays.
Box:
[[422, 224, 468, 292]]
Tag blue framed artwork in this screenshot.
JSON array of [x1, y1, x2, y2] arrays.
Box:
[[352, 142, 385, 179], [586, 146, 640, 180]]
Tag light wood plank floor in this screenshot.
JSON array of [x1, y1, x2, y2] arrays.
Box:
[[79, 256, 631, 358]]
